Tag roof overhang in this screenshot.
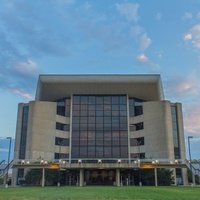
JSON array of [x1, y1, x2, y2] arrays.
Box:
[[35, 74, 164, 101]]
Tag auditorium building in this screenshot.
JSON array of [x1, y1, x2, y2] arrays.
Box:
[[12, 75, 188, 186]]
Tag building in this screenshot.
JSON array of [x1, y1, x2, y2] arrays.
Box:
[[12, 74, 188, 186]]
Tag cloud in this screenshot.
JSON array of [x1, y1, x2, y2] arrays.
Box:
[[184, 33, 192, 41], [182, 12, 193, 20], [11, 89, 34, 100], [184, 24, 200, 48], [130, 25, 143, 36], [155, 13, 162, 21], [13, 60, 39, 77], [136, 53, 159, 69], [116, 2, 139, 22], [136, 53, 148, 63], [165, 74, 200, 99], [139, 33, 152, 51], [184, 105, 200, 134]]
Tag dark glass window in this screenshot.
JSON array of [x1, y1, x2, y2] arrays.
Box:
[[56, 122, 70, 131], [19, 106, 29, 159], [55, 137, 69, 146], [129, 98, 143, 117], [171, 106, 180, 159], [57, 101, 65, 116], [130, 153, 145, 159], [130, 122, 144, 131], [71, 95, 128, 159], [130, 137, 144, 146], [54, 153, 69, 159], [56, 98, 71, 117]]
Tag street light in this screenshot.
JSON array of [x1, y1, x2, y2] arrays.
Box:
[[5, 137, 12, 187], [188, 136, 195, 185], [188, 136, 193, 163]]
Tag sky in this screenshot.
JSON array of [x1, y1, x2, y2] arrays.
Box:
[[0, 0, 200, 160]]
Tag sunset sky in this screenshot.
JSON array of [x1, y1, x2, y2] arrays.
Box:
[[0, 0, 200, 159]]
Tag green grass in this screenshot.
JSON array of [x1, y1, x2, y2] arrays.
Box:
[[0, 186, 200, 200]]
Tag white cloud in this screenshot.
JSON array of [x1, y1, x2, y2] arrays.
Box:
[[136, 53, 159, 69], [13, 59, 39, 77], [166, 73, 200, 99], [182, 12, 193, 20], [184, 105, 200, 135], [184, 33, 192, 41], [184, 24, 200, 48], [11, 89, 34, 100], [130, 25, 143, 37], [136, 53, 148, 63], [116, 2, 139, 22], [139, 33, 152, 51], [155, 13, 162, 21]]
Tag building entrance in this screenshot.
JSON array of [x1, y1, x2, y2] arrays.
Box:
[[84, 169, 116, 185]]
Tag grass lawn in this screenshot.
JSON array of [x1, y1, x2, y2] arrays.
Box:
[[0, 186, 200, 200]]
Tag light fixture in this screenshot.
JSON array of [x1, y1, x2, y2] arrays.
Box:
[[155, 160, 159, 164], [44, 161, 48, 164], [118, 159, 121, 163], [170, 161, 173, 164], [175, 160, 178, 164], [78, 159, 82, 164], [21, 160, 25, 164], [134, 160, 138, 164], [152, 161, 155, 164], [98, 159, 102, 163], [40, 159, 44, 164], [26, 161, 30, 164], [62, 160, 66, 164]]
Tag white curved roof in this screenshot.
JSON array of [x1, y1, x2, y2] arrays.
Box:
[[35, 74, 164, 101]]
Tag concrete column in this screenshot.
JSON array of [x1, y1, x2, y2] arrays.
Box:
[[116, 169, 120, 187], [192, 172, 196, 186], [173, 168, 177, 186], [11, 168, 17, 187], [182, 168, 188, 186], [79, 169, 84, 187], [41, 168, 45, 187], [154, 168, 158, 187]]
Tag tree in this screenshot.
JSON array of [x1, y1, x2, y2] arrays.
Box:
[[25, 169, 42, 185], [158, 169, 174, 186]]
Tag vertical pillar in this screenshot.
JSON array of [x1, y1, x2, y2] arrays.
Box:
[[154, 168, 158, 187], [79, 169, 84, 187], [182, 168, 188, 186], [42, 168, 45, 187], [116, 169, 120, 187], [11, 168, 17, 187], [174, 168, 177, 186], [192, 172, 196, 186]]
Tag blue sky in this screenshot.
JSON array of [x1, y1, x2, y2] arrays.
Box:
[[0, 0, 200, 159]]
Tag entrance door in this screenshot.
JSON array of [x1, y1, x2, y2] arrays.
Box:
[[84, 169, 115, 185]]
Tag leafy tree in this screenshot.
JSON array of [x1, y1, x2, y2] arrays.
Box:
[[157, 168, 174, 186], [25, 169, 42, 185], [25, 169, 60, 186]]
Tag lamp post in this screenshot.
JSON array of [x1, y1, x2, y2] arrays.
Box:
[[5, 137, 12, 187], [188, 136, 195, 185]]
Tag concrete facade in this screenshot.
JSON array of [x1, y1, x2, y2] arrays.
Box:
[[13, 75, 188, 186]]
